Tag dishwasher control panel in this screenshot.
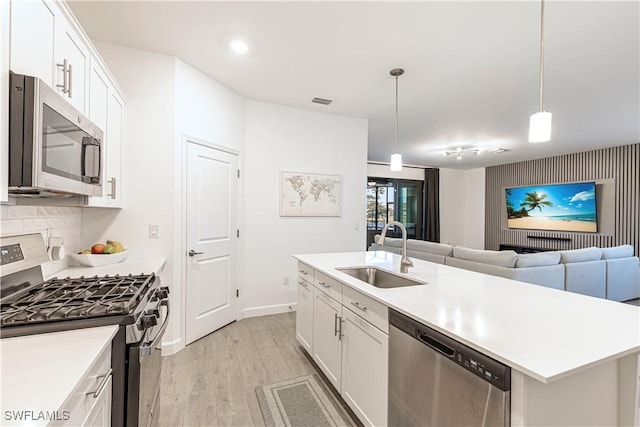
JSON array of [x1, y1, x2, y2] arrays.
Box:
[[455, 351, 507, 389], [390, 309, 511, 391]]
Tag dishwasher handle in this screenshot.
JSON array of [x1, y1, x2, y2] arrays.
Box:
[[417, 330, 455, 358]]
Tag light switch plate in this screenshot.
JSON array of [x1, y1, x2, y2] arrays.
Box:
[[149, 224, 159, 239]]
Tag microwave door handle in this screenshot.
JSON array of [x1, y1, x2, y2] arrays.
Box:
[[140, 299, 170, 361], [81, 137, 101, 183]]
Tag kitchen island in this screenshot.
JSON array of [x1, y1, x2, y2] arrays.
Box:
[[294, 251, 640, 426]]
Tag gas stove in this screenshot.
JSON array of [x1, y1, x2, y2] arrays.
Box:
[[0, 233, 169, 426], [2, 273, 153, 323]]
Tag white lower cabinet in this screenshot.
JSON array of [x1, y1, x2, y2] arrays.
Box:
[[296, 278, 314, 353], [312, 289, 343, 392], [82, 374, 112, 427], [341, 308, 388, 427], [297, 263, 389, 426], [51, 342, 112, 427]]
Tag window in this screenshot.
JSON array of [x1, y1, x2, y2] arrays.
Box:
[[366, 177, 423, 248]]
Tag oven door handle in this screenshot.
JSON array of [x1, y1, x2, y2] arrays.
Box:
[[140, 298, 170, 360]]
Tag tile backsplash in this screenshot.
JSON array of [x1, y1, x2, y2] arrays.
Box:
[[0, 205, 83, 277]]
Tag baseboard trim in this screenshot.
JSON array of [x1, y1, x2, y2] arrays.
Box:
[[241, 302, 297, 319], [161, 337, 184, 356]]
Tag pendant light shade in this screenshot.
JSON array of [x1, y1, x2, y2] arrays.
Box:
[[529, 111, 552, 143], [390, 153, 403, 171], [529, 0, 552, 143], [389, 68, 404, 171]]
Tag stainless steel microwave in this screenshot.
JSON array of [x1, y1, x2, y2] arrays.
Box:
[[8, 72, 103, 197]]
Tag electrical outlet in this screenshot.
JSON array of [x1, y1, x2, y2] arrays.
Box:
[[149, 224, 159, 239], [283, 274, 290, 286]]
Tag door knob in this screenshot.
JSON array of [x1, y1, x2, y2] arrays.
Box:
[[188, 249, 203, 257]]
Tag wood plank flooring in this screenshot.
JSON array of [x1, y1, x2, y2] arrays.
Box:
[[157, 312, 320, 427]]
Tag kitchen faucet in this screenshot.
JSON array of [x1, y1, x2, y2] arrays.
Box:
[[378, 221, 414, 273]]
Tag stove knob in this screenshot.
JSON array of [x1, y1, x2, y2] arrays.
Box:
[[157, 287, 169, 299], [147, 308, 160, 318], [141, 314, 158, 328]]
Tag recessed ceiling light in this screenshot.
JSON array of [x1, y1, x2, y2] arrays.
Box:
[[229, 39, 249, 55]]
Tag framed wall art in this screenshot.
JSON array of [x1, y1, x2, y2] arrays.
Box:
[[280, 171, 342, 217]]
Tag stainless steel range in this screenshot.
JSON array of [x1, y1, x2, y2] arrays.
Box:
[[0, 233, 169, 427]]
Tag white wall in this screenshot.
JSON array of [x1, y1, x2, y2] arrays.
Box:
[[462, 168, 485, 248], [242, 101, 368, 316], [84, 41, 179, 344], [174, 59, 246, 151], [172, 58, 246, 353], [440, 167, 486, 249]]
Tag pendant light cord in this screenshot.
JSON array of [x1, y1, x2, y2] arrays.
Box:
[[395, 75, 399, 152], [539, 0, 545, 112]]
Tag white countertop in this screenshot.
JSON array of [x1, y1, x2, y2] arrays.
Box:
[[294, 251, 640, 384], [0, 326, 119, 426], [48, 257, 166, 280]]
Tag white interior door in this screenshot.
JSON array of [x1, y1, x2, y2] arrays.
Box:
[[185, 141, 238, 345]]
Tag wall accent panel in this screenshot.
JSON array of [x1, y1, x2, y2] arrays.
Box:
[[485, 144, 639, 255]]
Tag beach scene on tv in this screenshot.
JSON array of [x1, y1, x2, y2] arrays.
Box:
[[506, 182, 597, 233]]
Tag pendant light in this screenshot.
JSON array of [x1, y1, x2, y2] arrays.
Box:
[[529, 0, 552, 143], [390, 68, 404, 171]]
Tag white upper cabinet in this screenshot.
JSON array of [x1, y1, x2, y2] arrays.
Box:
[[10, 0, 89, 114], [9, 0, 57, 87], [105, 92, 124, 206], [85, 61, 124, 208], [55, 14, 90, 113], [1, 0, 10, 202], [6, 0, 126, 205]]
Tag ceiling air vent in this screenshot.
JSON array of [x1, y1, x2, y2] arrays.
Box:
[[312, 97, 332, 105]]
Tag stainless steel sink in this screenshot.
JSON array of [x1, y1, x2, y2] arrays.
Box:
[[336, 266, 426, 288]]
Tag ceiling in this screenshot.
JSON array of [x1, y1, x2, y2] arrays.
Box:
[[68, 1, 639, 170]]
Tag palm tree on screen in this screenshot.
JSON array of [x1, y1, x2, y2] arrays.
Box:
[[520, 191, 553, 213]]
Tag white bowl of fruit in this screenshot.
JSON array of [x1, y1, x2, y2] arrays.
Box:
[[69, 240, 128, 267]]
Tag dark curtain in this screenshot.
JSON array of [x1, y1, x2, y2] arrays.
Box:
[[423, 168, 440, 242]]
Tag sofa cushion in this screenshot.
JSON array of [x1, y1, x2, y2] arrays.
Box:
[[515, 252, 561, 268], [559, 247, 602, 264], [407, 240, 453, 256], [601, 244, 634, 260], [373, 235, 402, 248], [452, 247, 517, 268]]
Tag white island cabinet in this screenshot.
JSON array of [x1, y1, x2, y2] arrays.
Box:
[[294, 251, 640, 427], [296, 261, 389, 427], [295, 263, 314, 353], [0, 325, 118, 427]]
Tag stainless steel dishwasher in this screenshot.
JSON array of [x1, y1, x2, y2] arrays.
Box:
[[389, 309, 511, 427]]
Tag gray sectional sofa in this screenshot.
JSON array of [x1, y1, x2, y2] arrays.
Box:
[[369, 235, 640, 302]]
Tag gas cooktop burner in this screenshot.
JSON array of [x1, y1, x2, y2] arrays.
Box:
[[1, 273, 155, 326]]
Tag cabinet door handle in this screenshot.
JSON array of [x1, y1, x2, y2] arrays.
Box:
[[67, 63, 73, 98], [318, 281, 330, 288], [86, 368, 112, 398], [338, 316, 344, 341], [334, 313, 339, 336], [56, 59, 69, 94], [350, 301, 368, 312], [107, 177, 116, 199]]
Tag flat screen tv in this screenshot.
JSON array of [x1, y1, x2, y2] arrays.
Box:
[[505, 181, 597, 233]]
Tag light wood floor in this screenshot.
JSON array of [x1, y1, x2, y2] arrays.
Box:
[[157, 312, 319, 427]]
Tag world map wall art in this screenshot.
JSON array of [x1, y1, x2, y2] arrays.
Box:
[[280, 171, 342, 216]]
